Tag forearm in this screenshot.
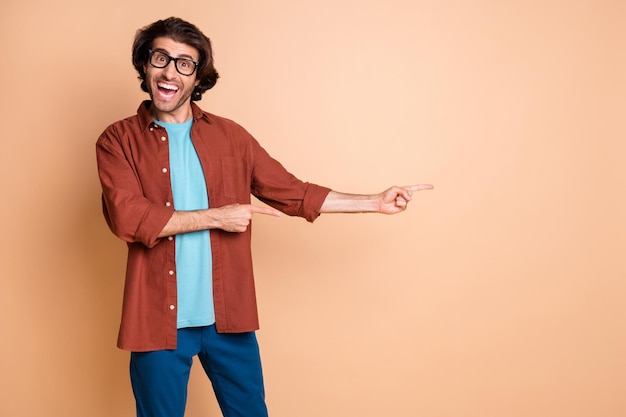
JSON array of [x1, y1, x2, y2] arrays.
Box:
[[158, 203, 282, 237], [158, 209, 217, 237], [319, 191, 381, 213], [319, 184, 433, 215]]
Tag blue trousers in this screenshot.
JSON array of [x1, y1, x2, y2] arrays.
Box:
[[130, 325, 269, 417]]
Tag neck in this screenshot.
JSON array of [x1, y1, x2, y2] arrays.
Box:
[[149, 103, 193, 124]]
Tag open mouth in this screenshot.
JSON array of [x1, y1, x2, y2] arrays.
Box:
[[157, 81, 179, 98]]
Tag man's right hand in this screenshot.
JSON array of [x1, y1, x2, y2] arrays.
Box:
[[209, 204, 282, 233], [158, 204, 282, 237]]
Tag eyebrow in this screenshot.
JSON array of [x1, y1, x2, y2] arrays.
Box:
[[152, 48, 197, 61]]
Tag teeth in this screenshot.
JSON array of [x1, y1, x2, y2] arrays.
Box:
[[158, 83, 178, 91]]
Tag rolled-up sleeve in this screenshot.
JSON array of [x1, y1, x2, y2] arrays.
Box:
[[96, 127, 174, 248], [248, 135, 331, 222]]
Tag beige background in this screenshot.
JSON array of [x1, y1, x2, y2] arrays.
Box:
[[1, 1, 624, 416]]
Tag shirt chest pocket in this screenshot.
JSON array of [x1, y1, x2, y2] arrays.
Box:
[[221, 157, 249, 201]]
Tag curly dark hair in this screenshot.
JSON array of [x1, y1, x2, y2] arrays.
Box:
[[132, 17, 219, 101]]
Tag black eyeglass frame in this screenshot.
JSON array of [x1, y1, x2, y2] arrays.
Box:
[[148, 49, 199, 76]]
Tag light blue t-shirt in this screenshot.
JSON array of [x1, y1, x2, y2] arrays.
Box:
[[159, 119, 215, 328]]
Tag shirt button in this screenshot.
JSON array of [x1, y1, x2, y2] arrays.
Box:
[[165, 201, 171, 207], [169, 270, 174, 276], [161, 136, 167, 142], [149, 127, 154, 132], [162, 168, 168, 173], [169, 305, 176, 310], [168, 236, 174, 241]]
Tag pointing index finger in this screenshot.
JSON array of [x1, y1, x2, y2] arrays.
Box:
[[249, 205, 282, 217], [405, 184, 434, 192]]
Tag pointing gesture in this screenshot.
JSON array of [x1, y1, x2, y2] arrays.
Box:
[[320, 184, 433, 214], [212, 204, 282, 233], [381, 184, 434, 214], [158, 204, 281, 237]]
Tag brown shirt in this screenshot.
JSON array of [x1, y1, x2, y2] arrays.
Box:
[[96, 101, 331, 352]]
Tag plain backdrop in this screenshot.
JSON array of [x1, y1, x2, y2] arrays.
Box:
[[1, 1, 624, 416]]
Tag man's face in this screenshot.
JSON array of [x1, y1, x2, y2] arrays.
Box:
[[144, 37, 200, 123]]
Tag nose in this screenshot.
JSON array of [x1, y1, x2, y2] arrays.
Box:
[[162, 60, 178, 78]]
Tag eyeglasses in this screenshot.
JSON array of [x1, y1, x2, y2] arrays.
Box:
[[148, 50, 199, 76]]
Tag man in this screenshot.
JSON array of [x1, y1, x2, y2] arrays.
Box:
[[96, 17, 432, 417]]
